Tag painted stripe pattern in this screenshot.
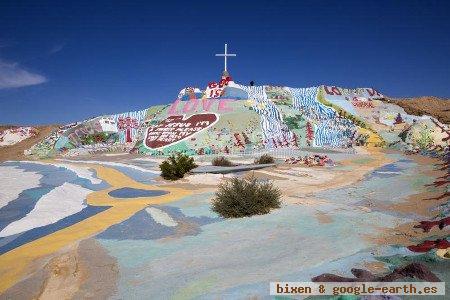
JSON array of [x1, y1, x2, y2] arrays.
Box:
[[238, 85, 295, 148], [288, 87, 356, 147]]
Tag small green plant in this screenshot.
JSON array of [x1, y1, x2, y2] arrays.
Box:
[[415, 126, 434, 150], [284, 114, 304, 129], [211, 175, 281, 218], [355, 134, 369, 146], [254, 154, 275, 164], [81, 132, 112, 145], [212, 156, 234, 167], [159, 153, 197, 180]]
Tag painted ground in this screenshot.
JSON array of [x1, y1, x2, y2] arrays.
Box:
[[0, 148, 448, 299]]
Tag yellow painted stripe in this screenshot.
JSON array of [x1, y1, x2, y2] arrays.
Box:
[[0, 163, 192, 293]]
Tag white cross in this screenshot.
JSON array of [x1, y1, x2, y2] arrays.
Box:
[[215, 43, 236, 72]]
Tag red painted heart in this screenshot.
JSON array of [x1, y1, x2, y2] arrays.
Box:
[[144, 113, 218, 149]]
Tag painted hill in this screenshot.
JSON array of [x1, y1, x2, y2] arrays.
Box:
[[16, 75, 449, 158]]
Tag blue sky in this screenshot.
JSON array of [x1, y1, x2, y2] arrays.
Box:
[[1, 0, 449, 125]]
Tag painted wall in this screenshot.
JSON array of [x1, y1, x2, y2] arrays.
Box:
[[138, 96, 264, 156], [25, 77, 449, 157]]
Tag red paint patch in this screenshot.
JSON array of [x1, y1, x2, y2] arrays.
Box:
[[414, 217, 450, 232], [407, 239, 450, 253], [144, 113, 218, 149]]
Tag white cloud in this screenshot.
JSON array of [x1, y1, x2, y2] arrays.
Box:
[[49, 42, 66, 54], [0, 60, 47, 89]]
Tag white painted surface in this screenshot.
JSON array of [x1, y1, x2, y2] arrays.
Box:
[[57, 159, 160, 174], [0, 166, 42, 209], [9, 161, 102, 184], [0, 183, 91, 237], [145, 207, 178, 227], [0, 127, 35, 146]]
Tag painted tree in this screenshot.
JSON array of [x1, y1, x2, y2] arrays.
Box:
[[290, 133, 299, 147], [306, 121, 314, 146], [394, 113, 403, 124], [242, 132, 250, 144], [186, 87, 196, 100], [281, 136, 289, 147], [233, 133, 245, 149], [118, 116, 139, 143]]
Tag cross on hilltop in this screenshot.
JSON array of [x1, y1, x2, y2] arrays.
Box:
[[215, 43, 236, 77]]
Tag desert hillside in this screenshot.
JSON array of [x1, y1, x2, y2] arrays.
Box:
[[384, 96, 450, 124]]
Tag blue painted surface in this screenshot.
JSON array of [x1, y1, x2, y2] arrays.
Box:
[[0, 162, 108, 229], [95, 153, 432, 299], [366, 159, 409, 179], [103, 165, 157, 184], [0, 205, 109, 255], [0, 186, 53, 232], [108, 187, 168, 198], [223, 86, 248, 99], [0, 162, 112, 254], [1, 162, 109, 191], [317, 156, 420, 219], [97, 205, 218, 240]]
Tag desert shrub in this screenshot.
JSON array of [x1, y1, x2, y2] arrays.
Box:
[[212, 156, 234, 167], [255, 154, 275, 164], [355, 134, 369, 146], [211, 175, 281, 218], [415, 127, 434, 150], [159, 153, 197, 180]]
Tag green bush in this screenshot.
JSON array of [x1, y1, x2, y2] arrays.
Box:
[[212, 156, 234, 167], [81, 132, 110, 145], [415, 127, 434, 150], [211, 175, 281, 218], [254, 154, 275, 164], [159, 153, 197, 180]]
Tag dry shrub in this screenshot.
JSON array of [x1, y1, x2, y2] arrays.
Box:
[[211, 175, 281, 218]]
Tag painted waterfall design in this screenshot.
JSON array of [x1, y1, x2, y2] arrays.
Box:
[[288, 87, 356, 147], [238, 85, 296, 148]]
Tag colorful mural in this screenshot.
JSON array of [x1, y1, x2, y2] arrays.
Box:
[[204, 76, 233, 98], [137, 96, 263, 156], [144, 113, 219, 149], [238, 85, 297, 148], [23, 78, 449, 158], [113, 109, 147, 144]]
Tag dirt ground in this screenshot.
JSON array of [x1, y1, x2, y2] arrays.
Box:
[[0, 125, 59, 162], [383, 96, 450, 124]]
